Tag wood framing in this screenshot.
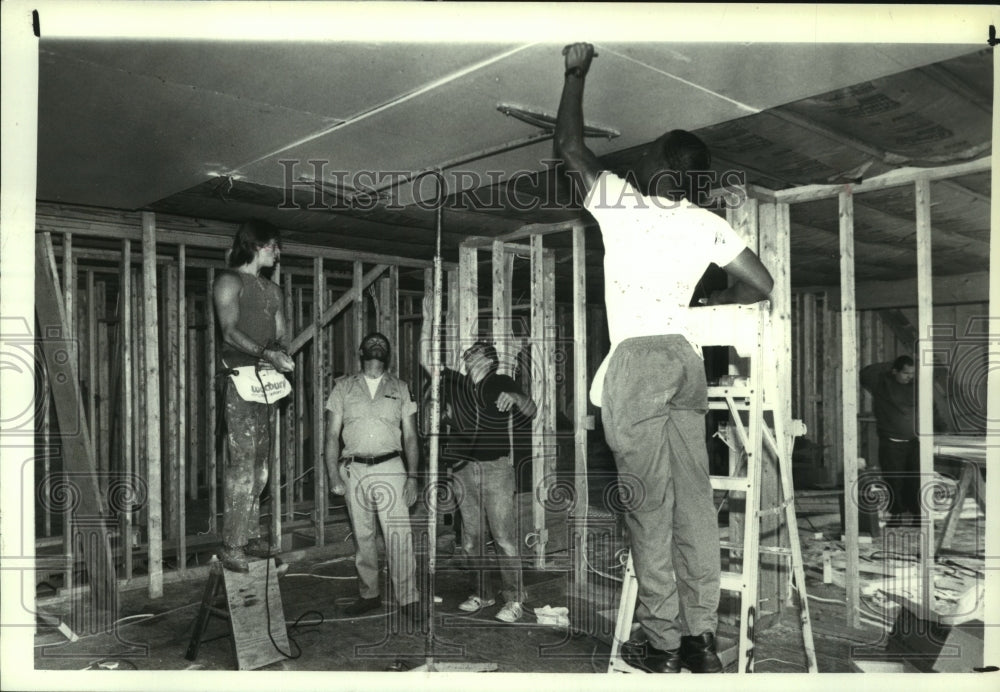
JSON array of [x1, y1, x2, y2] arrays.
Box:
[[571, 224, 589, 596], [914, 176, 936, 616], [142, 212, 165, 599], [529, 235, 548, 567], [313, 257, 326, 547], [773, 155, 990, 204], [837, 191, 860, 628], [35, 232, 119, 628]]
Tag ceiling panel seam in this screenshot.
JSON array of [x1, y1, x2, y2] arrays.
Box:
[[226, 43, 537, 176], [596, 44, 762, 115]]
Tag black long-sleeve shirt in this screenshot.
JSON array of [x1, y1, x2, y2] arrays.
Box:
[[860, 362, 915, 440]]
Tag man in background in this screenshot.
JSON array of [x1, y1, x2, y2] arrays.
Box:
[[861, 356, 922, 527]]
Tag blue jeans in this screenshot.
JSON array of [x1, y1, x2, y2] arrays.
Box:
[[453, 457, 526, 603]]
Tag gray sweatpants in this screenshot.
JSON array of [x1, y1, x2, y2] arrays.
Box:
[[601, 335, 720, 650]]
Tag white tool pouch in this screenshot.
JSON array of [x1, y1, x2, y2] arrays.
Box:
[[228, 365, 291, 404]]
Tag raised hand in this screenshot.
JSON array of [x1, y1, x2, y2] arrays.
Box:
[[562, 42, 596, 75]]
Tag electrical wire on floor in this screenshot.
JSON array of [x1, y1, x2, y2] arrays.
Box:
[[36, 602, 203, 647]]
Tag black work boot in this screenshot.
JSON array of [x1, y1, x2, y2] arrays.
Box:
[[343, 596, 382, 616], [620, 639, 682, 673], [680, 632, 724, 673], [219, 545, 249, 573], [245, 537, 275, 559]]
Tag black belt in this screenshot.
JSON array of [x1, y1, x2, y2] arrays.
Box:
[[341, 452, 400, 466]]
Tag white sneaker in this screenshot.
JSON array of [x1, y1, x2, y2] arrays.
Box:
[[458, 595, 495, 612], [495, 601, 523, 623]]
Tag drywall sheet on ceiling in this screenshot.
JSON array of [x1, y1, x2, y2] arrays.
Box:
[[36, 37, 984, 211]]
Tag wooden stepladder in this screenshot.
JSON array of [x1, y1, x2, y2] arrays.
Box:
[[185, 556, 289, 670], [608, 303, 818, 674]]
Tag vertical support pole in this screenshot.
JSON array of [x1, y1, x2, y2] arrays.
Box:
[[87, 270, 97, 466], [822, 291, 838, 488], [188, 296, 199, 502], [42, 330, 52, 538], [571, 225, 589, 596], [543, 250, 557, 483], [914, 177, 935, 617], [63, 233, 74, 592], [492, 240, 510, 374], [313, 257, 326, 546], [759, 201, 793, 605], [121, 239, 133, 579], [377, 266, 400, 373], [187, 293, 199, 501], [446, 267, 460, 368], [458, 245, 479, 360], [804, 293, 817, 437], [97, 281, 110, 477], [177, 246, 187, 570], [63, 233, 74, 345], [283, 273, 295, 521], [530, 235, 547, 568], [353, 261, 364, 372], [294, 286, 305, 504], [134, 269, 146, 530], [141, 212, 164, 599], [206, 268, 217, 534], [270, 264, 282, 554], [164, 264, 178, 541], [838, 191, 860, 628]]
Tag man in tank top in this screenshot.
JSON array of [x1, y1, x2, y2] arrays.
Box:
[[213, 219, 294, 572]]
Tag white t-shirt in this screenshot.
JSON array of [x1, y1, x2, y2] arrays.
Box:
[[364, 374, 384, 398], [584, 171, 747, 405]]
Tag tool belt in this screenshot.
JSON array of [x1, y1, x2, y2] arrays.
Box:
[[341, 452, 400, 466]]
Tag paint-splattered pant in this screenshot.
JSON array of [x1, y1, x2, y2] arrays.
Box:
[[223, 384, 273, 549], [601, 335, 720, 650]]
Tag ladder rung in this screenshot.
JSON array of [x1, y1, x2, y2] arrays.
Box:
[[720, 542, 792, 556], [707, 385, 752, 399], [710, 476, 750, 492], [720, 571, 743, 592]]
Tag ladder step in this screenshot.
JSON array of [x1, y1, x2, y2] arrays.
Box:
[[707, 385, 752, 399], [710, 476, 750, 492], [720, 571, 743, 592], [720, 542, 792, 556]]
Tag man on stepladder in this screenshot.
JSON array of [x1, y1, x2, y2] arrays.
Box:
[[552, 43, 774, 673], [214, 219, 295, 573]]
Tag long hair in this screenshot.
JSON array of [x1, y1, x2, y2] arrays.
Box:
[[227, 218, 281, 268]]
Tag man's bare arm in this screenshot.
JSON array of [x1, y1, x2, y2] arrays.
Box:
[[709, 249, 775, 305], [554, 42, 603, 200], [213, 272, 293, 371]]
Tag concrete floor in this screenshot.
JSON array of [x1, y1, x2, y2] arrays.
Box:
[[32, 484, 984, 676]]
